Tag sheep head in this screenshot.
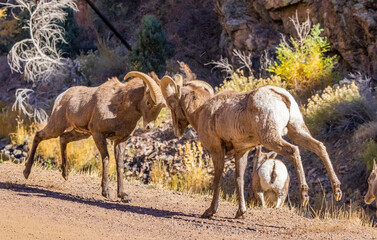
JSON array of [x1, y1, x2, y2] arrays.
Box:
[[160, 75, 188, 137], [365, 160, 377, 204], [161, 74, 214, 137], [124, 71, 165, 129]]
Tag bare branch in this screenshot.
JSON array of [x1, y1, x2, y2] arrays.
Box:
[[1, 0, 77, 123], [206, 56, 234, 78], [1, 0, 78, 82], [232, 49, 254, 78], [289, 10, 311, 47]]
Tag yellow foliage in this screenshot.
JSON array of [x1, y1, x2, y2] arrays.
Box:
[[302, 83, 373, 137], [0, 107, 19, 139], [9, 118, 116, 178], [216, 70, 287, 93], [0, 8, 6, 19], [304, 83, 361, 115], [268, 24, 337, 97]]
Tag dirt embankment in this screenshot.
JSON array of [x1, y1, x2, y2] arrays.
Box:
[[0, 162, 376, 240]]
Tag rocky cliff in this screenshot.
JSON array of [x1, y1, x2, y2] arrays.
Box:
[[215, 0, 377, 79]]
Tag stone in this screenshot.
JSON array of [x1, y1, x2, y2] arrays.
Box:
[[215, 0, 377, 80]]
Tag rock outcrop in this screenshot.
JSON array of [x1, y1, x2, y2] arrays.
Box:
[[215, 0, 377, 79]]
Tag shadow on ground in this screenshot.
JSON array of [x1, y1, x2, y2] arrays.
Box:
[[0, 181, 271, 232]]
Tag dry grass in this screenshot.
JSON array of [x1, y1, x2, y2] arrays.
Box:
[[0, 106, 21, 140], [290, 181, 373, 227], [303, 83, 375, 138], [9, 118, 117, 178], [215, 70, 287, 93], [150, 141, 212, 195]]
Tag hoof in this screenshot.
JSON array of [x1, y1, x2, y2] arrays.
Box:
[[23, 168, 30, 179], [301, 186, 309, 207], [235, 209, 246, 219], [333, 187, 342, 201], [119, 193, 131, 203], [62, 171, 69, 181], [201, 209, 215, 219], [102, 190, 110, 199]]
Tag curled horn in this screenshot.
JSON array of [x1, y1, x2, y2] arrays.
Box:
[[186, 80, 214, 95], [161, 75, 181, 100], [124, 71, 164, 105]]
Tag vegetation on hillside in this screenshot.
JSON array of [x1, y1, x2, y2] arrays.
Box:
[[1, 2, 377, 226], [130, 14, 173, 76], [268, 14, 338, 98]]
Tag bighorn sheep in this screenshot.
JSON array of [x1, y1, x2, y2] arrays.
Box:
[[23, 71, 165, 202], [252, 146, 289, 208], [364, 160, 377, 216], [160, 74, 342, 218]]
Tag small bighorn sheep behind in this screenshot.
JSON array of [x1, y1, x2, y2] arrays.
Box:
[[364, 160, 377, 216], [252, 146, 289, 208], [160, 73, 342, 219], [23, 71, 165, 202]]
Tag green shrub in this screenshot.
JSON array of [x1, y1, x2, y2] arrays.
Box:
[[303, 83, 375, 138], [0, 8, 29, 54], [268, 20, 338, 98], [58, 8, 80, 57], [130, 14, 172, 76], [360, 140, 377, 171], [76, 38, 128, 86]]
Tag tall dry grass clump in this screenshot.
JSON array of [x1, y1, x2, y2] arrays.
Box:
[[215, 70, 287, 93], [293, 183, 373, 227], [150, 141, 212, 195], [303, 83, 374, 139]]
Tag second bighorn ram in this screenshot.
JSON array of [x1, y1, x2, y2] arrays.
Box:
[[160, 74, 342, 218], [23, 71, 165, 202]]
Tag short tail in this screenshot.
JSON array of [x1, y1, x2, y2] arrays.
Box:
[[270, 161, 277, 184]]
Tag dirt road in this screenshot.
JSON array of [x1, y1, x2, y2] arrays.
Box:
[[0, 162, 376, 239]]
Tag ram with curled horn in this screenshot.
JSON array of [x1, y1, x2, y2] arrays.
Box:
[[23, 71, 165, 202], [160, 73, 342, 219]]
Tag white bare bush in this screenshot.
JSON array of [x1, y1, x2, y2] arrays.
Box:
[[0, 0, 78, 123]]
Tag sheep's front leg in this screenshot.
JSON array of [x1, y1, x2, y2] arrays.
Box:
[[202, 149, 225, 218], [114, 141, 131, 203], [92, 132, 110, 198], [235, 151, 248, 219]]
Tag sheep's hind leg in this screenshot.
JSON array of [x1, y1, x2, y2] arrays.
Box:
[[262, 137, 309, 207], [114, 141, 131, 203], [92, 132, 110, 198], [234, 151, 248, 219], [24, 125, 66, 179], [59, 130, 90, 180], [287, 126, 342, 201]]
